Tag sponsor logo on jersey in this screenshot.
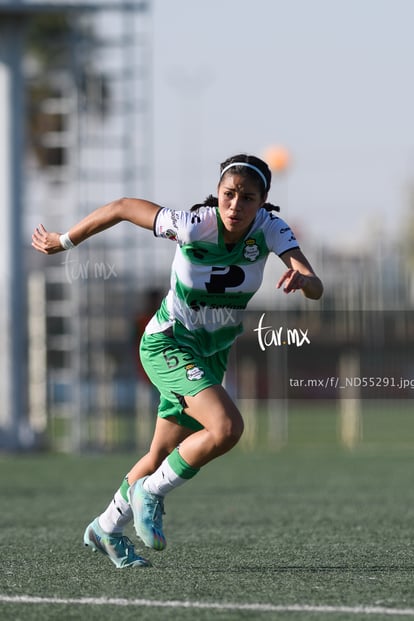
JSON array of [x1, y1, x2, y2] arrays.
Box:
[[243, 238, 260, 262], [280, 227, 296, 243], [162, 228, 177, 241], [185, 364, 205, 381]]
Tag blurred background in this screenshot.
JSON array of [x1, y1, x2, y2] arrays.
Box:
[[1, 0, 414, 454]]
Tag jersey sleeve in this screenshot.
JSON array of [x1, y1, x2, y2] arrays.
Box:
[[153, 208, 192, 244], [153, 206, 217, 245], [264, 214, 300, 256]]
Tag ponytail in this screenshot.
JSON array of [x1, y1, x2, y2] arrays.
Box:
[[190, 194, 218, 211], [262, 202, 280, 213]]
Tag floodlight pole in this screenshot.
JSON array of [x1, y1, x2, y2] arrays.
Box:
[[0, 13, 27, 448]]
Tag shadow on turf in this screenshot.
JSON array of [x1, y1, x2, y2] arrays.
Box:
[[274, 565, 414, 573], [168, 564, 414, 573]]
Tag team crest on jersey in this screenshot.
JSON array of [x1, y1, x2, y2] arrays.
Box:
[[185, 364, 205, 381], [243, 238, 260, 262]]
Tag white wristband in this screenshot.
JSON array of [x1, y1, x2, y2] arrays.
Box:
[[59, 232, 76, 250]]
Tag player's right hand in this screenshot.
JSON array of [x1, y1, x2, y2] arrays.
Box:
[[32, 224, 64, 254]]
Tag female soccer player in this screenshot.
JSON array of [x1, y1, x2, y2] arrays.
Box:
[[32, 153, 323, 568]]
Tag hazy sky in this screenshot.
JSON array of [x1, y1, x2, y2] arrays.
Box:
[[150, 0, 414, 251]]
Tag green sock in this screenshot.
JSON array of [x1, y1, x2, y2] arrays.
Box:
[[119, 476, 130, 502], [143, 448, 200, 496], [167, 447, 200, 479]]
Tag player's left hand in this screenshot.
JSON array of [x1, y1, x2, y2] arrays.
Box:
[[276, 268, 308, 294], [32, 224, 64, 254]]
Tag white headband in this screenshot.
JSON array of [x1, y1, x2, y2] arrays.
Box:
[[220, 162, 268, 190]]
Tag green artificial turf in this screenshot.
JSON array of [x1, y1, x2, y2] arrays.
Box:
[[1, 403, 414, 620]]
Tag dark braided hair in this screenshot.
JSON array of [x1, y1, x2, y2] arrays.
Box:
[[190, 154, 280, 213]]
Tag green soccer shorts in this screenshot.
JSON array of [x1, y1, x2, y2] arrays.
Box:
[[139, 329, 231, 431]]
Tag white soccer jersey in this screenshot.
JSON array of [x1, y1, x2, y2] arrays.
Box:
[[145, 206, 299, 356]]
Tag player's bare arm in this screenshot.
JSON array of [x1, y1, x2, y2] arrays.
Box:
[[31, 197, 161, 255], [277, 248, 323, 299]]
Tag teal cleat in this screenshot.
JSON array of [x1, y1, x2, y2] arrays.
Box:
[[128, 477, 167, 551], [83, 518, 150, 568]]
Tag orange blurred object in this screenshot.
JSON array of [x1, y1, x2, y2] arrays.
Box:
[[262, 145, 291, 172]]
